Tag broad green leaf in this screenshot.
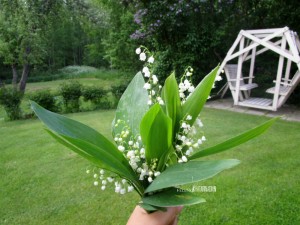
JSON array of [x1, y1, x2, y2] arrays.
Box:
[[46, 129, 109, 169], [160, 145, 177, 169], [46, 129, 144, 194], [142, 187, 206, 207], [189, 117, 278, 160], [182, 66, 219, 125], [162, 72, 182, 137], [140, 104, 172, 169], [30, 101, 144, 192], [138, 203, 167, 212], [60, 135, 133, 177], [30, 101, 124, 163], [112, 72, 148, 139], [145, 159, 240, 193]]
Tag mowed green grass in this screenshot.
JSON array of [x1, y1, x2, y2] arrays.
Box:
[[1, 108, 300, 225], [25, 77, 125, 93]]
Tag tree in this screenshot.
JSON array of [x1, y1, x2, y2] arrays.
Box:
[[97, 0, 141, 71], [0, 0, 110, 90], [41, 0, 109, 69], [0, 0, 46, 92], [124, 0, 231, 82]]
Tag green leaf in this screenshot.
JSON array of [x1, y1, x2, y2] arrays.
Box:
[[45, 129, 122, 173], [163, 145, 178, 168], [112, 72, 148, 139], [145, 159, 240, 193], [46, 129, 108, 168], [182, 66, 219, 125], [138, 203, 167, 212], [30, 101, 143, 194], [142, 187, 206, 207], [140, 104, 172, 169], [60, 134, 133, 176], [162, 72, 182, 137], [46, 129, 144, 195], [189, 117, 279, 160], [30, 101, 123, 162]]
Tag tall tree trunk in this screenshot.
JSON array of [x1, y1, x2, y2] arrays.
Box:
[[12, 64, 18, 88], [19, 63, 30, 93]]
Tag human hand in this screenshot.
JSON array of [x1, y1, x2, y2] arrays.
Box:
[[126, 205, 183, 225]]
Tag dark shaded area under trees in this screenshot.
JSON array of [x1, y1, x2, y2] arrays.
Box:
[[0, 0, 300, 104]]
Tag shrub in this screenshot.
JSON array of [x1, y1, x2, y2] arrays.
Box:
[[82, 86, 107, 104], [97, 98, 113, 110], [0, 87, 23, 120], [59, 81, 82, 112], [111, 83, 128, 100], [29, 89, 57, 112]]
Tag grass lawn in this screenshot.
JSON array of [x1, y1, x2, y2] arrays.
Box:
[[1, 108, 300, 225], [25, 77, 125, 94]]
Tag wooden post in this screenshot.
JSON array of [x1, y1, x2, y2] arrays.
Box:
[[234, 36, 245, 105], [242, 40, 251, 61], [216, 33, 243, 77], [285, 30, 300, 62], [249, 47, 256, 84], [295, 32, 300, 53], [272, 35, 287, 110], [284, 58, 291, 85]]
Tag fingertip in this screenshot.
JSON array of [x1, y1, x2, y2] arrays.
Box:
[[176, 205, 184, 214]]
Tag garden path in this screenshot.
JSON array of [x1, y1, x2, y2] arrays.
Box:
[[206, 98, 300, 122]]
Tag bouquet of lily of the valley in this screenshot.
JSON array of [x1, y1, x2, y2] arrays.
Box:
[[31, 47, 277, 212]]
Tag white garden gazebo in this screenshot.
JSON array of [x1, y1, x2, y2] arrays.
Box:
[[218, 27, 300, 111]]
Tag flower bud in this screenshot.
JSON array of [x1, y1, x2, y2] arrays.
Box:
[[135, 48, 141, 54]]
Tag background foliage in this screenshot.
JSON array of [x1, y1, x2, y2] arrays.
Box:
[[0, 0, 300, 103], [0, 87, 23, 120]]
